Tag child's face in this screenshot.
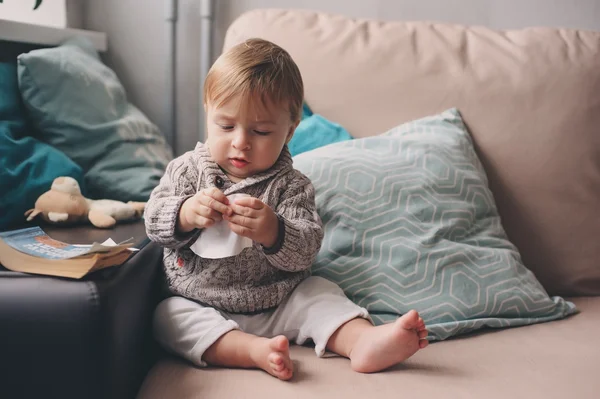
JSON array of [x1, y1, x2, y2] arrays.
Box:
[[205, 95, 297, 182]]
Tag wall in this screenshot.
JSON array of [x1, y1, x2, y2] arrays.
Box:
[[65, 0, 83, 28], [83, 0, 600, 155]]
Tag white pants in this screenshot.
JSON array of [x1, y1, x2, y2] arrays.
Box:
[[153, 276, 370, 367]]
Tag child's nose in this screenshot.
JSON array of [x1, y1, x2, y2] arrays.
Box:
[[232, 131, 251, 150]]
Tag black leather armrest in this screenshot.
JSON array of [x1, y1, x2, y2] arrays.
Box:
[[0, 221, 164, 399], [0, 272, 105, 398]]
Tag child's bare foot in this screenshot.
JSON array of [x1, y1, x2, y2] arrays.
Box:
[[350, 310, 429, 373], [250, 335, 293, 380]]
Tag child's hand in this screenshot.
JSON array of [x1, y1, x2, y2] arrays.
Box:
[[224, 197, 279, 248], [177, 188, 232, 233]]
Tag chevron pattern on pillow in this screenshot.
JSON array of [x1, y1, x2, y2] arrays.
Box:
[[294, 108, 576, 340]]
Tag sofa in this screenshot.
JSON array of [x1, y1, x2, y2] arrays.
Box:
[[137, 9, 600, 399], [0, 221, 163, 399], [0, 36, 173, 399]]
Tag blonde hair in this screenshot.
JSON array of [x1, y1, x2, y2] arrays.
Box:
[[204, 38, 304, 123]]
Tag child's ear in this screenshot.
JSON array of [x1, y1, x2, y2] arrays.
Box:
[[285, 121, 300, 144]]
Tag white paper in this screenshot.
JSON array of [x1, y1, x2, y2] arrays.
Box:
[[190, 193, 253, 259], [100, 238, 139, 252]]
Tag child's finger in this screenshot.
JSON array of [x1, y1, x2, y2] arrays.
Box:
[[229, 203, 259, 218], [200, 189, 232, 215], [227, 221, 252, 238], [224, 213, 256, 229], [192, 215, 215, 229], [198, 205, 222, 222], [233, 196, 264, 210]]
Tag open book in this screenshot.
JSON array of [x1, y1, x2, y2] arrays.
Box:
[[0, 226, 137, 279]]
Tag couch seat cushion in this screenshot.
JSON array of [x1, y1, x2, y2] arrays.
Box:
[[138, 297, 599, 399]]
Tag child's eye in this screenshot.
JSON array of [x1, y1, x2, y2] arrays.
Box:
[[219, 125, 234, 131], [253, 130, 271, 136]]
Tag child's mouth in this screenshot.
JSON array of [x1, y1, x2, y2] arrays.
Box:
[[230, 158, 249, 168]]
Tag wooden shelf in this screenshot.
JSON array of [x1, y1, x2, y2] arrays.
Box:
[[0, 19, 106, 51]]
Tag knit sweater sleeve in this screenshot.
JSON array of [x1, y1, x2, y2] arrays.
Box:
[[144, 151, 202, 249], [263, 172, 324, 272]]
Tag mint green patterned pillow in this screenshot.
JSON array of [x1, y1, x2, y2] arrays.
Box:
[[294, 108, 576, 340]]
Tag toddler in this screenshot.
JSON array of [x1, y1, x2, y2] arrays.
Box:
[[145, 38, 428, 380]]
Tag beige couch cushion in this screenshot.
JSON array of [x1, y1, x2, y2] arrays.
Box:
[[138, 297, 600, 398], [223, 9, 600, 297]]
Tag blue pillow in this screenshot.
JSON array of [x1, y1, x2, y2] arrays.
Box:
[[0, 61, 84, 230], [17, 37, 172, 202], [294, 108, 576, 340], [288, 103, 352, 157]]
